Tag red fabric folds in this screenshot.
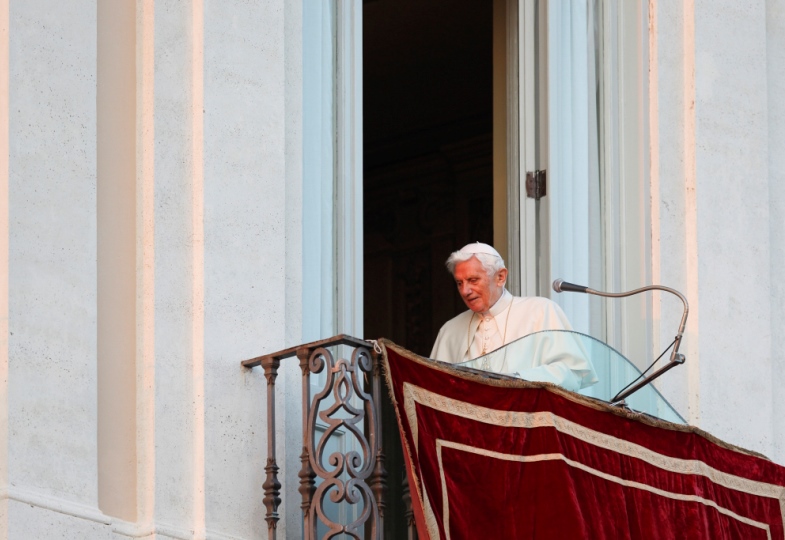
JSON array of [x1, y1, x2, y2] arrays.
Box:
[[380, 340, 785, 540]]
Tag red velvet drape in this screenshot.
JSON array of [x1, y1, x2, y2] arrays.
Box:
[[380, 340, 785, 540]]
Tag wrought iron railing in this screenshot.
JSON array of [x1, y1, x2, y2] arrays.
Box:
[[242, 334, 415, 540]]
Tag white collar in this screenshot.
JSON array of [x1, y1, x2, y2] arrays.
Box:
[[485, 289, 512, 318]]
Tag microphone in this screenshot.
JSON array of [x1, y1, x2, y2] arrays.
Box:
[[552, 279, 589, 294], [552, 278, 689, 404]]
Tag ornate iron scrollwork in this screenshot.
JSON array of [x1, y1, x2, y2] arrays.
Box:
[[307, 345, 379, 539]]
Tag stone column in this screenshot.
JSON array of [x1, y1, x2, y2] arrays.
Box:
[[5, 0, 107, 536]]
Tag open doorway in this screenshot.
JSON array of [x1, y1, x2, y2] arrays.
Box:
[[363, 0, 494, 359], [362, 3, 494, 536]]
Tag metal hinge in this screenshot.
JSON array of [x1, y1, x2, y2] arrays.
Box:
[[525, 170, 546, 200]]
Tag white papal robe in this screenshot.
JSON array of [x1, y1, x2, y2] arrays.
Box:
[[430, 289, 598, 391]]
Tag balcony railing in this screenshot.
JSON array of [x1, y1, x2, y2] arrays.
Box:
[[242, 334, 415, 540]]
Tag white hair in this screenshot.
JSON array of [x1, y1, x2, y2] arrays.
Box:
[[445, 250, 506, 278]]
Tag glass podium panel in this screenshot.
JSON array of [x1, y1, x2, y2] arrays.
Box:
[[453, 330, 685, 424]]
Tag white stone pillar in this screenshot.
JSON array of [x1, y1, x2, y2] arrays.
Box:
[[1, 0, 308, 537], [692, 0, 773, 457], [5, 0, 109, 536], [650, 0, 693, 423], [654, 0, 779, 460], [0, 0, 8, 535], [766, 0, 785, 466], [129, 2, 305, 537], [147, 0, 204, 535], [198, 0, 304, 537]]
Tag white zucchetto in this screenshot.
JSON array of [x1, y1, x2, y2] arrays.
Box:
[[457, 242, 502, 259]]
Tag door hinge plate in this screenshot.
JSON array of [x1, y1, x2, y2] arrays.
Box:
[[525, 170, 546, 200]]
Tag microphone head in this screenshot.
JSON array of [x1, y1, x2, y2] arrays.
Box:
[[552, 279, 590, 294]]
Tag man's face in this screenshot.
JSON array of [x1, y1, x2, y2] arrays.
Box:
[[453, 256, 508, 313]]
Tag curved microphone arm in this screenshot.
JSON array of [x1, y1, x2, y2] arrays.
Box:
[[552, 279, 689, 404]]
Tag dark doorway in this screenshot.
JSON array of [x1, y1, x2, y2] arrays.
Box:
[[363, 0, 494, 357], [363, 2, 494, 537]]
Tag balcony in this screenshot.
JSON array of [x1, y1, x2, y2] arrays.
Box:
[[242, 334, 416, 540]]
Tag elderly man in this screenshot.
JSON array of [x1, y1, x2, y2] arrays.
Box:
[[430, 242, 597, 391]]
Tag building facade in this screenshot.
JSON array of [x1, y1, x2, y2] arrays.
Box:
[[0, 0, 783, 538]]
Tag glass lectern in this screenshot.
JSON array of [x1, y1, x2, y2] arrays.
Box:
[[454, 330, 685, 424]]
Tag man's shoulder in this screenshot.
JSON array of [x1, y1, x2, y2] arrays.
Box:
[[438, 308, 475, 331], [511, 295, 562, 310], [508, 294, 572, 331], [431, 308, 475, 361]]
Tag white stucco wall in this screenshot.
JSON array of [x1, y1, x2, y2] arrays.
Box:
[[693, 0, 774, 456], [2, 0, 306, 537], [651, 0, 692, 423], [767, 0, 785, 466], [152, 1, 201, 534], [653, 0, 784, 463], [200, 0, 302, 537], [6, 2, 103, 538]]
